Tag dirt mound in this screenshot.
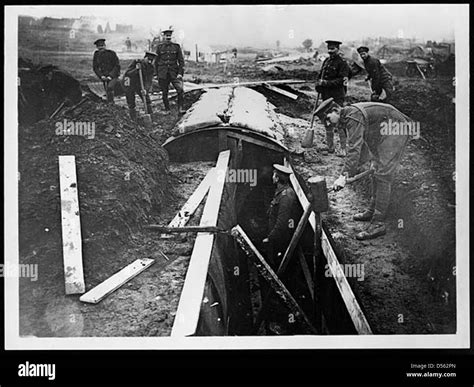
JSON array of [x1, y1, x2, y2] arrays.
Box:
[[19, 57, 83, 125], [19, 100, 170, 263]]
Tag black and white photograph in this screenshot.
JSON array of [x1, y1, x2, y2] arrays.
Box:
[[4, 4, 469, 362]]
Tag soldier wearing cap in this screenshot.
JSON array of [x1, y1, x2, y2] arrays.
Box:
[[122, 52, 157, 121], [315, 98, 411, 240], [353, 46, 394, 102], [92, 39, 121, 104], [315, 40, 351, 155], [262, 164, 301, 266], [154, 26, 185, 114]]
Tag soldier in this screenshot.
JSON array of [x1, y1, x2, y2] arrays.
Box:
[[122, 51, 157, 121], [315, 40, 351, 155], [125, 37, 132, 52], [354, 46, 394, 102], [92, 39, 120, 104], [154, 26, 185, 114], [262, 164, 301, 268], [314, 98, 411, 240]]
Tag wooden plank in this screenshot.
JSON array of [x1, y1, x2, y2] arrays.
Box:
[[283, 159, 373, 335], [297, 247, 314, 301], [79, 258, 155, 304], [321, 232, 372, 334], [227, 132, 287, 153], [232, 225, 317, 334], [167, 168, 215, 228], [59, 155, 85, 295], [171, 150, 230, 337], [146, 225, 224, 233], [263, 84, 299, 100]]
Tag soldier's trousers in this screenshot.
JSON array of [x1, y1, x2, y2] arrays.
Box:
[[124, 86, 152, 113], [103, 78, 119, 104], [372, 79, 394, 102], [158, 76, 184, 110], [322, 96, 346, 150], [367, 175, 391, 220]]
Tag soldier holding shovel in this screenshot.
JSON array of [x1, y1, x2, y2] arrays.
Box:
[[122, 51, 157, 123]]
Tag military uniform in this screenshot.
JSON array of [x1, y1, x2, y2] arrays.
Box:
[[363, 55, 394, 102], [122, 56, 155, 119], [92, 40, 120, 104], [353, 48, 394, 102], [339, 102, 410, 237], [316, 41, 351, 153], [154, 40, 185, 111], [266, 184, 301, 267]]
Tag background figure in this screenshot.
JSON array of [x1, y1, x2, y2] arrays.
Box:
[[92, 38, 120, 104], [122, 51, 157, 121], [315, 40, 350, 155], [154, 26, 185, 114]]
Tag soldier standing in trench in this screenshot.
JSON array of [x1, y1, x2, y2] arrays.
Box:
[[314, 98, 411, 240], [262, 164, 302, 334], [315, 40, 351, 155], [92, 38, 121, 104], [352, 46, 394, 103], [122, 51, 157, 121], [154, 26, 186, 114]]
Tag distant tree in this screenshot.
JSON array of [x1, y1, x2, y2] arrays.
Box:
[[276, 40, 280, 50], [97, 25, 103, 34], [302, 39, 313, 51]]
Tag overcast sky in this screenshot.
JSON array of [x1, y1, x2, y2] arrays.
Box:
[[15, 5, 460, 47]]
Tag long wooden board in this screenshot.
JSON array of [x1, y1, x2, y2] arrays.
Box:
[[263, 84, 299, 100], [59, 155, 85, 295], [167, 168, 215, 228], [283, 159, 372, 335], [79, 258, 155, 304], [171, 150, 230, 337]]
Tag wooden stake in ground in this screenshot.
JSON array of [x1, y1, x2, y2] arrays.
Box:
[[59, 155, 85, 294], [232, 225, 318, 334], [80, 258, 154, 304]]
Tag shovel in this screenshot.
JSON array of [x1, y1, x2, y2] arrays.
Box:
[[136, 62, 153, 129], [301, 92, 320, 148]]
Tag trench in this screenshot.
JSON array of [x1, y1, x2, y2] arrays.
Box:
[[168, 130, 363, 336]]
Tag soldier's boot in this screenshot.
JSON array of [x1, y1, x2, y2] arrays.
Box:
[[162, 93, 171, 114], [177, 94, 186, 114], [353, 177, 376, 221], [353, 206, 375, 221], [355, 179, 391, 240], [355, 212, 386, 240], [129, 108, 138, 122]]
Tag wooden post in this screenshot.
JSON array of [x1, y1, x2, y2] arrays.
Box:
[[232, 225, 317, 334], [308, 176, 329, 332]]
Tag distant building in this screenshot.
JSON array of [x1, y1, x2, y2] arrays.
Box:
[[41, 17, 76, 30]]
